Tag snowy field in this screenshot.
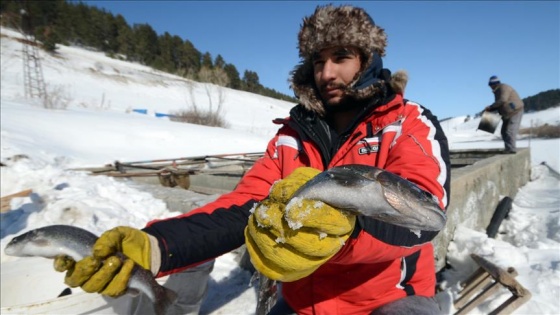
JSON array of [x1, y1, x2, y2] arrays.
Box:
[[1, 27, 559, 314]]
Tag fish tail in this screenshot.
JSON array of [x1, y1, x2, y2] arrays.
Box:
[[153, 286, 178, 315]]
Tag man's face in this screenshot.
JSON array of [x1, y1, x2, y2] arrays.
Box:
[[313, 46, 362, 106]]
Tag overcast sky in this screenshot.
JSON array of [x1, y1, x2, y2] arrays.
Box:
[[83, 1, 560, 120]]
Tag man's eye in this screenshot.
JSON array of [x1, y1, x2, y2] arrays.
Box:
[[333, 55, 351, 63], [313, 60, 325, 66]]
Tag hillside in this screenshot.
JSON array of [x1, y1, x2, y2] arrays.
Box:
[[523, 89, 560, 112], [1, 27, 295, 140]]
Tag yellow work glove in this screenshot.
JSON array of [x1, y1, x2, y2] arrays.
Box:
[[53, 226, 151, 297], [245, 167, 356, 282]]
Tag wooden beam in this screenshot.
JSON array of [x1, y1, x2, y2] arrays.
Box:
[[453, 254, 532, 315], [1, 189, 32, 213]]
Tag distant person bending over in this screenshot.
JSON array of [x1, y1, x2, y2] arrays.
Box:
[[52, 5, 451, 314], [484, 75, 524, 153]]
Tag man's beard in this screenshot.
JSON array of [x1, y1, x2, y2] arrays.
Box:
[[323, 93, 366, 114], [320, 83, 359, 113]]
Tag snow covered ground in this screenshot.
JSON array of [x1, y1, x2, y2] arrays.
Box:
[[1, 27, 559, 314]]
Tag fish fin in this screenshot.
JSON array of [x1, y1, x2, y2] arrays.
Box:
[[153, 286, 178, 315], [326, 168, 365, 187], [57, 287, 72, 298]]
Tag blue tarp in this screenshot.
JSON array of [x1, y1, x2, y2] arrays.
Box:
[[132, 109, 148, 114], [132, 109, 174, 118], [155, 112, 173, 118]]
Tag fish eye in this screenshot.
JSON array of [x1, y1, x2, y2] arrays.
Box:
[[423, 190, 434, 199]]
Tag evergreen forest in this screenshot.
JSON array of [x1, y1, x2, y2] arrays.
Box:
[[522, 89, 560, 112]]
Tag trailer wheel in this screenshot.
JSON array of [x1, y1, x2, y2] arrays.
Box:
[[486, 196, 513, 238]]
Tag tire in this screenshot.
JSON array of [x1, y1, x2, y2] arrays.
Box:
[[486, 196, 513, 238]]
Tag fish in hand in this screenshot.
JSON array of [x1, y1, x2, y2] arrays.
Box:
[[4, 224, 177, 315], [290, 165, 447, 232]]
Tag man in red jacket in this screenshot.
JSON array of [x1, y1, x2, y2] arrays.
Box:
[[54, 4, 450, 314]]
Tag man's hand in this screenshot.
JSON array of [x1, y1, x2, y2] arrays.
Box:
[[245, 167, 356, 282], [53, 226, 152, 297]]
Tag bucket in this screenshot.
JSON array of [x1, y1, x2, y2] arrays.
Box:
[[478, 111, 501, 134]]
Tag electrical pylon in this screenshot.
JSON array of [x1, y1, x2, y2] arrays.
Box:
[[20, 9, 46, 100]]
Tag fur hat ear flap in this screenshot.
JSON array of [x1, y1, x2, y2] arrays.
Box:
[[290, 61, 326, 115], [390, 70, 408, 95]]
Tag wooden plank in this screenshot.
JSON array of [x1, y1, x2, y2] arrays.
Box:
[[454, 272, 493, 309], [0, 189, 32, 213], [490, 294, 533, 315], [454, 254, 531, 315], [470, 254, 531, 297], [455, 282, 502, 315]]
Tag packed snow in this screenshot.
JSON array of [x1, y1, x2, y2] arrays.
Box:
[[1, 27, 559, 314]]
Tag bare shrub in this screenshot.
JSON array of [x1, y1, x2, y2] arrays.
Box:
[[198, 67, 213, 83], [43, 84, 72, 110], [96, 92, 111, 110], [75, 92, 111, 110], [169, 107, 228, 128], [520, 124, 560, 139], [169, 81, 228, 128], [198, 66, 230, 87]]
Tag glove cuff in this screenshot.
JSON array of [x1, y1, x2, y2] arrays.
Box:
[[147, 234, 162, 276]]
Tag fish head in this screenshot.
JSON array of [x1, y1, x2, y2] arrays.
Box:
[[5, 225, 97, 261], [4, 229, 51, 257], [376, 170, 446, 231]]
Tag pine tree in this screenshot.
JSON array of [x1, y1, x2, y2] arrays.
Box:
[[132, 23, 159, 65], [177, 40, 202, 79], [201, 52, 213, 69], [224, 63, 241, 89], [243, 70, 261, 93], [155, 32, 176, 72], [115, 15, 134, 59], [214, 54, 225, 69]]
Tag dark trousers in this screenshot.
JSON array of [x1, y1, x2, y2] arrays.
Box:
[[268, 295, 441, 315]]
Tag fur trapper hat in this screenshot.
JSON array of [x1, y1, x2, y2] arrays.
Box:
[[298, 5, 387, 60], [290, 4, 391, 116]]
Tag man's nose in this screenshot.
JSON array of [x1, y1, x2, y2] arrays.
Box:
[[320, 59, 337, 81]]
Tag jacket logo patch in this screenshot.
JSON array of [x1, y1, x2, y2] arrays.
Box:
[[357, 137, 380, 155], [359, 145, 378, 155]]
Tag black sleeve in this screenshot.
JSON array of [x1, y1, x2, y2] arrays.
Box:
[[143, 199, 256, 273], [351, 217, 440, 246]]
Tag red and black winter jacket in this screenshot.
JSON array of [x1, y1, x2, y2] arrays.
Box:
[[143, 93, 451, 314]]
